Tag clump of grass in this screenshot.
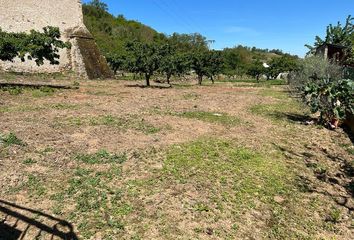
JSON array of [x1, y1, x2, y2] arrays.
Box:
[[164, 139, 291, 207], [23, 158, 37, 165], [76, 149, 127, 165], [260, 89, 289, 100], [53, 167, 127, 238], [25, 174, 46, 197], [31, 87, 55, 98], [51, 103, 78, 110], [0, 132, 26, 147], [1, 86, 23, 95], [326, 208, 342, 223], [175, 111, 241, 126]]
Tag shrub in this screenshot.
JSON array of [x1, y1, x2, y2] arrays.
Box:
[[289, 56, 342, 91], [289, 57, 353, 127], [303, 78, 353, 124]]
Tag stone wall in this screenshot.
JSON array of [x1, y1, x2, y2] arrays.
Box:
[[0, 0, 112, 79]]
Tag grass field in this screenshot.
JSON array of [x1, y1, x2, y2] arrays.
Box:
[[0, 78, 353, 239]]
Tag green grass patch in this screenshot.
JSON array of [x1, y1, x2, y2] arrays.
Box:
[[52, 166, 126, 238], [76, 149, 127, 165], [65, 115, 161, 134], [164, 139, 291, 207], [0, 132, 26, 147], [175, 111, 241, 127], [23, 158, 37, 165], [260, 88, 290, 100], [249, 100, 307, 123], [25, 174, 46, 197], [31, 87, 56, 98], [1, 86, 23, 95], [50, 103, 79, 110]]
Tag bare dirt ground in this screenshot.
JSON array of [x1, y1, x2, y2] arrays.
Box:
[[0, 77, 353, 240]]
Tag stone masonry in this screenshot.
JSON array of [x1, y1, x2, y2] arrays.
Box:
[[0, 0, 112, 79]]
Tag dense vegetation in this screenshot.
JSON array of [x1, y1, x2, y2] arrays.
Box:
[[292, 16, 354, 129], [83, 0, 298, 86], [0, 27, 70, 66]]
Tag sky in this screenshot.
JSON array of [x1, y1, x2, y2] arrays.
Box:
[[83, 0, 354, 57]]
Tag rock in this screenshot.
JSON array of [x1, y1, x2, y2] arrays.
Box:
[[274, 196, 285, 204], [345, 198, 354, 210]]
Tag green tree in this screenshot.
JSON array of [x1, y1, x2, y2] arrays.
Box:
[[125, 41, 161, 86], [106, 53, 127, 75], [266, 55, 298, 79], [87, 0, 108, 12], [206, 50, 224, 83], [159, 44, 189, 85], [248, 59, 265, 82], [190, 50, 211, 85], [0, 26, 70, 65]]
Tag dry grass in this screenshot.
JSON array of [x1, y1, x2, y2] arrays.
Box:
[[0, 78, 353, 239]]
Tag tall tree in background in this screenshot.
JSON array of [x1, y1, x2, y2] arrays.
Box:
[[248, 59, 265, 82], [206, 50, 224, 83], [159, 44, 189, 85], [125, 41, 161, 86]]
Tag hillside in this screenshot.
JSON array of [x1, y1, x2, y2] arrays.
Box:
[[82, 3, 289, 62], [82, 4, 165, 56]]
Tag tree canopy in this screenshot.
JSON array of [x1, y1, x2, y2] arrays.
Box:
[[0, 26, 70, 66], [306, 15, 354, 64]]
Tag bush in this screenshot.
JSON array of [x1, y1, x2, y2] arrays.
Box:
[[290, 57, 354, 127], [304, 78, 353, 123], [289, 56, 342, 91]]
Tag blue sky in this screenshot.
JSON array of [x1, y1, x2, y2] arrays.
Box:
[[83, 0, 354, 56]]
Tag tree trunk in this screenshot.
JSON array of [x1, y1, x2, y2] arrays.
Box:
[[211, 75, 214, 84], [256, 75, 260, 83], [145, 74, 151, 87], [198, 75, 203, 85], [167, 73, 171, 86]]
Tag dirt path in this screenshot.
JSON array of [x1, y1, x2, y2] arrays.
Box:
[[0, 79, 353, 239]]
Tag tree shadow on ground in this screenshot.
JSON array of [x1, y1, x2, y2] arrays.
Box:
[[124, 83, 172, 89], [0, 199, 78, 240]]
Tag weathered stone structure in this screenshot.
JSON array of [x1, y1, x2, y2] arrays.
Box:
[[0, 0, 112, 79]]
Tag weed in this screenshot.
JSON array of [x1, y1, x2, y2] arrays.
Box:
[[0, 132, 26, 147], [23, 158, 37, 165], [31, 87, 55, 97], [326, 208, 342, 223], [25, 174, 46, 197], [51, 103, 78, 110], [53, 167, 126, 238], [76, 149, 127, 165], [2, 87, 23, 95]]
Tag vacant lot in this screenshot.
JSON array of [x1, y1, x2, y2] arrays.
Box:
[[0, 78, 353, 240]]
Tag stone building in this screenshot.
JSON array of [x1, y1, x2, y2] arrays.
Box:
[[0, 0, 112, 79]]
